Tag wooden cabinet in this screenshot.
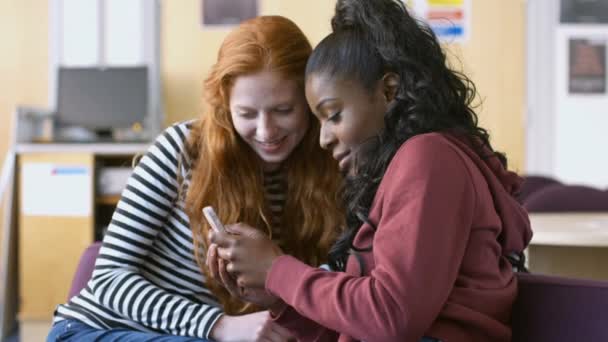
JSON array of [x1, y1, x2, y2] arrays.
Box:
[[16, 143, 148, 323], [18, 153, 95, 320]]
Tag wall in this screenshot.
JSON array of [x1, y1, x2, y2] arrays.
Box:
[[161, 0, 526, 172], [528, 0, 608, 187], [160, 0, 335, 125], [0, 0, 526, 201], [0, 0, 50, 146], [0, 0, 49, 255], [554, 25, 608, 187], [447, 0, 526, 172]]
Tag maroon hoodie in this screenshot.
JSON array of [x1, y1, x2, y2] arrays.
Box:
[[265, 132, 532, 342]]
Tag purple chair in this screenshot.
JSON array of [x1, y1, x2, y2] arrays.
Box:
[[523, 184, 608, 212], [517, 175, 561, 204], [512, 272, 608, 341], [67, 242, 102, 300]]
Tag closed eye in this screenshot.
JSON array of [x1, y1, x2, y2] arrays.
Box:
[[274, 106, 293, 114], [327, 111, 342, 123], [237, 111, 257, 119]]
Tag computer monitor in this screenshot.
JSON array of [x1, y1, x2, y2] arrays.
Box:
[[56, 66, 148, 137]]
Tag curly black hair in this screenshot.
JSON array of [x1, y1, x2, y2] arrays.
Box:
[[305, 0, 507, 271]]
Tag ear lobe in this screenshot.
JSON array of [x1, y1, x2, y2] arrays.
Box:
[[382, 72, 400, 103]]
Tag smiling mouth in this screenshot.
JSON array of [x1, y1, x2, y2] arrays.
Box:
[[333, 152, 351, 172], [255, 136, 285, 144], [254, 136, 287, 151]]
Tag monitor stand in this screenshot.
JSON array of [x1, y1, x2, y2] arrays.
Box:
[[95, 129, 114, 142], [54, 126, 98, 143]]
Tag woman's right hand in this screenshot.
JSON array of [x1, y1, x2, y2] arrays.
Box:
[[207, 243, 281, 309], [210, 311, 294, 342]]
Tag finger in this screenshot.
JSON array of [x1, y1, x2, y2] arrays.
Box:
[[226, 261, 238, 274], [237, 274, 261, 289], [269, 321, 294, 340], [260, 329, 283, 342], [209, 229, 235, 247], [257, 335, 280, 342], [260, 321, 290, 342], [254, 321, 278, 342], [225, 223, 263, 237], [218, 258, 240, 296], [216, 246, 235, 261], [207, 244, 219, 279]]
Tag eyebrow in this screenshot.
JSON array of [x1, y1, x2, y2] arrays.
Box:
[[234, 102, 293, 112], [233, 105, 256, 112], [315, 98, 338, 112]]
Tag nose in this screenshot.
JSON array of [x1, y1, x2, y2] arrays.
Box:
[[257, 112, 278, 140], [319, 121, 335, 150]]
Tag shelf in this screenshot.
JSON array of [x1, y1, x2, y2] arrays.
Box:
[[96, 195, 121, 205], [16, 142, 150, 155]]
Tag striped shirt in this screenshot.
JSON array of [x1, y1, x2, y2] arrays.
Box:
[[53, 121, 286, 339], [264, 169, 286, 241]]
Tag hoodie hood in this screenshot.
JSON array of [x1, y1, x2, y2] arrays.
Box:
[[442, 133, 533, 256]]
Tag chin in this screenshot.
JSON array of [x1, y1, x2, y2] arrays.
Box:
[[258, 154, 289, 167]]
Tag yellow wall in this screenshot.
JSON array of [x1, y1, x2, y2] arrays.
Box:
[[450, 0, 526, 172], [161, 0, 336, 125], [162, 0, 526, 171], [0, 0, 525, 181], [0, 0, 49, 161], [0, 0, 49, 252]]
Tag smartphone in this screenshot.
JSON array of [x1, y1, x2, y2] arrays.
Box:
[[202, 206, 227, 233]]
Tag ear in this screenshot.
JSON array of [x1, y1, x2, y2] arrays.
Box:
[[381, 72, 400, 103]]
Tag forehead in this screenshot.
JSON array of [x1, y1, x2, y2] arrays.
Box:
[[230, 70, 300, 106], [305, 73, 367, 101]]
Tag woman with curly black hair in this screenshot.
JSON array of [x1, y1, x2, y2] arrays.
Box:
[[208, 0, 533, 341]]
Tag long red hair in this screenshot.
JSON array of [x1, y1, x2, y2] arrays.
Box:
[[184, 16, 343, 314]]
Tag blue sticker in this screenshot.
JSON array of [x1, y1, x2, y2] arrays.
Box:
[[432, 25, 464, 37], [52, 167, 88, 175]]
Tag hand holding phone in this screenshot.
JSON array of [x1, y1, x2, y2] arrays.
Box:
[[202, 206, 227, 233]]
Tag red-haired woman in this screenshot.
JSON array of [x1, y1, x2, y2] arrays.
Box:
[[47, 16, 343, 342]]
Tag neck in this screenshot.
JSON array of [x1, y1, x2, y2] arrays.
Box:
[[261, 160, 282, 172]]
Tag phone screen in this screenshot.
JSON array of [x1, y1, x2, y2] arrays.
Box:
[[202, 206, 226, 233]]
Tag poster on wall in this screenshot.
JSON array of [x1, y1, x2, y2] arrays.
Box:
[[202, 0, 258, 27], [407, 0, 471, 43], [569, 38, 606, 94], [561, 0, 608, 24]]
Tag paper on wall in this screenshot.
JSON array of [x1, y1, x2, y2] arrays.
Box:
[[21, 163, 92, 217], [407, 0, 471, 43]]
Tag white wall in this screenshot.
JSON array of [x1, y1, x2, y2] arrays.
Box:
[[554, 25, 608, 188], [527, 0, 608, 188]]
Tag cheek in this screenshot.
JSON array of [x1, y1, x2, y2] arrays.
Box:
[[340, 115, 380, 146], [285, 110, 310, 134], [231, 116, 255, 139], [337, 125, 358, 146]]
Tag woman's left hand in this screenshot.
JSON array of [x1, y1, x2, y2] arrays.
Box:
[[209, 222, 284, 288]]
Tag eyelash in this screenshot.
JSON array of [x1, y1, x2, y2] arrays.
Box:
[[327, 111, 341, 123], [275, 107, 293, 114], [239, 112, 256, 119]]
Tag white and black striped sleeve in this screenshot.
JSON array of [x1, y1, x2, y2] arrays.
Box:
[[90, 124, 223, 339]]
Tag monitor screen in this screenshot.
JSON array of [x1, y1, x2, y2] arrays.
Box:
[[56, 66, 148, 131]]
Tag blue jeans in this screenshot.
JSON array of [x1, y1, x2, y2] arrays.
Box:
[[47, 319, 210, 341], [48, 318, 440, 342]]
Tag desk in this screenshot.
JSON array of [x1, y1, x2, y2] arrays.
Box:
[[528, 213, 608, 280]]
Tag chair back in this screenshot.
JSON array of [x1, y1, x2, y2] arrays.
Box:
[[512, 272, 608, 341], [524, 184, 608, 212], [67, 242, 102, 300], [517, 175, 561, 204]]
